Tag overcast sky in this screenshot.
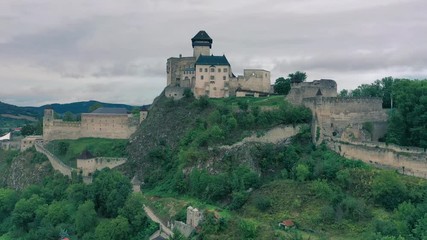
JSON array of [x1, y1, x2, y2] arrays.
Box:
[[1, 0, 426, 107]]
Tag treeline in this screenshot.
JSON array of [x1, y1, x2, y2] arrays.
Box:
[[0, 169, 156, 240], [341, 77, 427, 148]]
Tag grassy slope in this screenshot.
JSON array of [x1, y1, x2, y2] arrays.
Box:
[[45, 138, 128, 167]]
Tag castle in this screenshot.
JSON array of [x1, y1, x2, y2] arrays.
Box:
[[165, 31, 271, 99], [43, 107, 147, 141]]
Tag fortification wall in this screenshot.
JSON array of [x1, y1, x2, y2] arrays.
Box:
[[165, 86, 186, 100], [304, 97, 388, 143], [80, 114, 135, 139], [44, 120, 82, 141], [35, 142, 73, 177], [43, 111, 138, 141], [303, 97, 384, 114], [77, 157, 127, 176], [328, 140, 427, 178], [287, 79, 337, 105]]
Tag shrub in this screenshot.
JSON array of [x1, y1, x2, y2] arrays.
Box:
[[254, 195, 272, 211], [229, 191, 249, 210]]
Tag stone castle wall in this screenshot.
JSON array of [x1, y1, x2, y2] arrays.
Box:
[[286, 79, 337, 105], [229, 69, 271, 96], [328, 139, 427, 178], [43, 109, 139, 141], [167, 56, 196, 87], [302, 96, 388, 143], [77, 157, 127, 176]]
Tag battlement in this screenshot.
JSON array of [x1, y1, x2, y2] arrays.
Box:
[[303, 97, 384, 113]]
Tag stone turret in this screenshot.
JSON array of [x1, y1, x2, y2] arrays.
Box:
[[43, 107, 54, 138], [192, 30, 212, 58]]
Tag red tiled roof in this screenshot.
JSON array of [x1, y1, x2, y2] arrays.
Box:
[[282, 220, 295, 227]]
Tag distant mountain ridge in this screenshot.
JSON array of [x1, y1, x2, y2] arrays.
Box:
[[0, 100, 149, 118]]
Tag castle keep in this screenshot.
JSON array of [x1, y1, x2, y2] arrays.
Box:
[[43, 107, 146, 141], [166, 30, 271, 99]]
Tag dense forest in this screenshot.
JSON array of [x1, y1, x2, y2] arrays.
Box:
[[0, 168, 156, 240]]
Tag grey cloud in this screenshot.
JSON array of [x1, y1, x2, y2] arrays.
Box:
[[0, 0, 426, 106]]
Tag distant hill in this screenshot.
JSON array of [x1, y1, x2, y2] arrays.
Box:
[[0, 101, 39, 117], [30, 100, 145, 115], [0, 100, 150, 117]]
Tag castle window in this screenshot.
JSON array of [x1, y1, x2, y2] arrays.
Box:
[[218, 68, 221, 72], [223, 76, 226, 80], [210, 76, 215, 80], [201, 76, 204, 80], [210, 81, 215, 84], [199, 68, 202, 72], [204, 68, 208, 72], [224, 68, 228, 72], [210, 68, 215, 72]]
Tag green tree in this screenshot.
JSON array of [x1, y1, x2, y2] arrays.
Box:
[[119, 193, 151, 236], [0, 188, 18, 220], [94, 216, 130, 240], [11, 194, 45, 231], [295, 164, 310, 182], [75, 200, 98, 237], [372, 171, 407, 210], [288, 71, 307, 83], [339, 89, 349, 97], [21, 124, 35, 136], [63, 111, 75, 121], [274, 77, 291, 95], [91, 169, 132, 217]]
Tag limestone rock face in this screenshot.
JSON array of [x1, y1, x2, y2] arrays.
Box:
[[1, 150, 53, 190]]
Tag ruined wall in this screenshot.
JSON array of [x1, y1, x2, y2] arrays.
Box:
[[303, 97, 388, 144], [20, 136, 43, 151], [77, 157, 127, 176], [328, 140, 427, 178], [286, 79, 337, 105], [186, 206, 203, 228], [229, 69, 271, 96]]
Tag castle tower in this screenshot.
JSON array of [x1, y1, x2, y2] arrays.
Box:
[[43, 107, 54, 125], [43, 107, 54, 140], [191, 30, 212, 58]]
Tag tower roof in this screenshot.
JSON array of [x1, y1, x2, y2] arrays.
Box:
[[191, 30, 213, 48], [78, 150, 94, 159], [195, 55, 230, 66]]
